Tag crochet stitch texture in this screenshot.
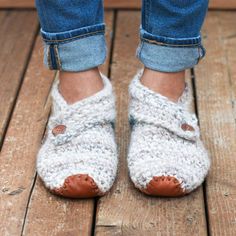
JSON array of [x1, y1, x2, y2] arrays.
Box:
[[128, 70, 211, 195], [37, 74, 118, 195]]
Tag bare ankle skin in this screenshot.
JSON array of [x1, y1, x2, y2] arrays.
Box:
[[140, 67, 186, 102], [59, 67, 103, 104]]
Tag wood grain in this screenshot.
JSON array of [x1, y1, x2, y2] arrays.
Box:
[[0, 0, 235, 9], [0, 11, 38, 145], [21, 11, 114, 236], [194, 11, 236, 236], [209, 0, 236, 9], [220, 12, 236, 119], [0, 0, 141, 9], [95, 11, 207, 236], [0, 36, 54, 236]]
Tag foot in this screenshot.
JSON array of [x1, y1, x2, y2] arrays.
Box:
[[128, 69, 210, 197], [37, 73, 118, 198], [59, 67, 104, 104], [141, 67, 185, 102]]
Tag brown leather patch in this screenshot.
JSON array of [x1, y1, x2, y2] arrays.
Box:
[[140, 176, 186, 197], [51, 174, 104, 198], [181, 123, 195, 132], [52, 125, 66, 136]]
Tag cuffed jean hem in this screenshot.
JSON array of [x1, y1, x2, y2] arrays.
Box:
[[137, 29, 206, 72], [41, 23, 106, 71]]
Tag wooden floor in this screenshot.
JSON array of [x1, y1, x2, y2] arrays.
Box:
[[0, 9, 236, 236]]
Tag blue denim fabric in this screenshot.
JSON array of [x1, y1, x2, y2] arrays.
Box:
[[138, 0, 208, 72], [35, 0, 208, 72], [35, 0, 106, 71]]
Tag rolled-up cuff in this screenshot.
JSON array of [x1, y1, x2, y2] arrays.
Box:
[[41, 23, 106, 72], [137, 29, 206, 72]]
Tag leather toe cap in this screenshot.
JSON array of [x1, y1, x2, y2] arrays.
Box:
[[140, 176, 186, 197], [51, 174, 104, 198]]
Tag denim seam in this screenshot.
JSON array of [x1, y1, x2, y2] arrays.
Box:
[[54, 45, 62, 70], [43, 30, 105, 44], [197, 45, 205, 63], [136, 41, 144, 59], [47, 46, 53, 70], [197, 46, 201, 63], [141, 37, 200, 48], [50, 45, 58, 69]]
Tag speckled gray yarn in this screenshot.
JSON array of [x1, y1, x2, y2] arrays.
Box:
[[37, 74, 118, 193], [128, 70, 210, 193]]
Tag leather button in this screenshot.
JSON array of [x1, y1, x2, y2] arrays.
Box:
[[52, 125, 66, 136], [181, 123, 195, 132]]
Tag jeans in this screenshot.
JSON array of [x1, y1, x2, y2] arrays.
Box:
[[35, 0, 208, 72]]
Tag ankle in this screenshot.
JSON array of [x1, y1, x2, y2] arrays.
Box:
[[141, 68, 185, 102], [59, 67, 103, 104]]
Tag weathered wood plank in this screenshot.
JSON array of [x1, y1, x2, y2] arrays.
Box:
[[95, 11, 207, 236], [209, 0, 236, 9], [0, 0, 34, 8], [0, 0, 235, 9], [0, 37, 55, 236], [220, 13, 236, 119], [0, 11, 38, 145], [194, 11, 236, 236], [22, 11, 114, 236]]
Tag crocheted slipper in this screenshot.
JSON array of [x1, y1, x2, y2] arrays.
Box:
[[128, 70, 210, 197], [37, 74, 118, 198]]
